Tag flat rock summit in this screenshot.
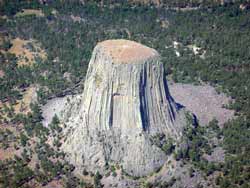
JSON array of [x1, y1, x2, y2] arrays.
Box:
[[98, 40, 158, 64], [60, 39, 187, 177]]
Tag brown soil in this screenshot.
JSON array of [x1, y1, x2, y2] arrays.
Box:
[[0, 86, 37, 121], [0, 147, 18, 160], [42, 179, 64, 188], [9, 38, 46, 67], [13, 86, 37, 114], [98, 39, 159, 64], [0, 126, 22, 160]]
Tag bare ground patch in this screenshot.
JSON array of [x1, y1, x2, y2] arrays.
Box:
[[15, 9, 44, 17], [0, 86, 37, 114], [0, 125, 22, 161], [204, 147, 225, 163], [9, 38, 46, 67], [14, 86, 38, 114]]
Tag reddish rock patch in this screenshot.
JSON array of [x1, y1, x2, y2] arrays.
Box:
[[98, 39, 159, 64], [0, 70, 4, 78]]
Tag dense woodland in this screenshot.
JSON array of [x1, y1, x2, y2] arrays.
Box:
[[0, 0, 250, 187]]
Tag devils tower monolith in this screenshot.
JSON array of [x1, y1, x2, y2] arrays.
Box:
[[60, 39, 187, 177]]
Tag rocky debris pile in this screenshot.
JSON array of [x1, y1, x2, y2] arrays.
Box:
[[169, 83, 234, 126], [60, 39, 187, 177]]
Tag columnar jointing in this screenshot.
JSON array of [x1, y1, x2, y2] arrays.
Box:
[[61, 39, 187, 177]]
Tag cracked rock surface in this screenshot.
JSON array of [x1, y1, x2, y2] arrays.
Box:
[[60, 39, 187, 177]]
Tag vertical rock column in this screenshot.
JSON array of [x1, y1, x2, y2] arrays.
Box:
[[61, 39, 186, 177]]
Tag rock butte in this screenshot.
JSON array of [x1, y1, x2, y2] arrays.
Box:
[[60, 39, 187, 177], [97, 39, 159, 64]]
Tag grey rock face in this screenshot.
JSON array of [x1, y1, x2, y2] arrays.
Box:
[[61, 40, 186, 177]]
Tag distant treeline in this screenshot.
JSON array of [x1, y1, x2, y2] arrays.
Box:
[[1, 0, 250, 16]]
